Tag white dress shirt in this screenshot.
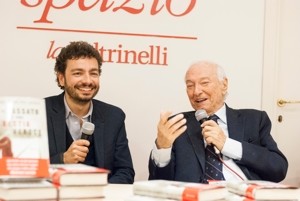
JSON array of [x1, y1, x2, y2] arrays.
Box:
[[64, 97, 93, 140]]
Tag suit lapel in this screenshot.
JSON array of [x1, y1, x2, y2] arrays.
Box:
[[226, 106, 244, 142], [91, 101, 105, 167], [51, 93, 67, 153], [186, 112, 206, 173]]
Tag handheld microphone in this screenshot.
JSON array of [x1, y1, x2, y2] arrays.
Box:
[[195, 109, 209, 124], [195, 110, 245, 181], [195, 109, 220, 154], [80, 122, 95, 140]]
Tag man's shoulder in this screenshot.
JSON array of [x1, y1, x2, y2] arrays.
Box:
[[44, 93, 64, 102], [43, 94, 65, 116], [92, 100, 126, 122], [227, 106, 267, 118], [229, 107, 265, 114], [92, 99, 124, 115], [92, 99, 120, 109]]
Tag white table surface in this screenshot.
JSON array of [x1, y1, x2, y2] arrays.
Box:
[[102, 184, 133, 201]]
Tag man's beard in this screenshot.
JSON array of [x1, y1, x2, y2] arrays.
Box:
[[64, 83, 99, 104]]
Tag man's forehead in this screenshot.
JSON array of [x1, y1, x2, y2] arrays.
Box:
[[185, 65, 217, 80]]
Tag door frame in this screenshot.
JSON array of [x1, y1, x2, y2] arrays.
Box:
[[262, 0, 281, 136]]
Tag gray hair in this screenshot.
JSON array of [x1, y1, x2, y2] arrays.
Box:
[[188, 60, 227, 81]]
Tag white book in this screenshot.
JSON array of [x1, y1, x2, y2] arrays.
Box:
[[0, 179, 57, 200], [57, 185, 105, 199], [125, 195, 177, 201], [133, 180, 228, 201], [225, 193, 298, 201], [226, 180, 300, 200], [0, 96, 50, 179]]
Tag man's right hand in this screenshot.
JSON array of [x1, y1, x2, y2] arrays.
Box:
[[156, 111, 187, 149], [63, 139, 90, 163]]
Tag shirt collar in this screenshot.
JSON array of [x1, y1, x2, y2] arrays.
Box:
[[214, 104, 227, 125], [64, 96, 93, 120]]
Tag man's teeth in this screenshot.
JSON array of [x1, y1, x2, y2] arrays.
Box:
[[80, 88, 92, 91], [196, 99, 205, 103]]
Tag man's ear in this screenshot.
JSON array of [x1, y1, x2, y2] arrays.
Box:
[[57, 72, 65, 88], [222, 78, 228, 95]]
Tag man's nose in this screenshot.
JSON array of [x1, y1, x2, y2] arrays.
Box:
[[82, 73, 92, 83], [193, 84, 203, 95]]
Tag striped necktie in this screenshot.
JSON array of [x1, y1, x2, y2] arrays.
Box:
[[204, 114, 225, 181]]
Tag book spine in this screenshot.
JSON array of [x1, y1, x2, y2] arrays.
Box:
[[226, 193, 255, 201], [51, 169, 65, 185], [182, 187, 199, 201], [227, 183, 258, 199]]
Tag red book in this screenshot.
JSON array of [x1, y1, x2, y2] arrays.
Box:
[[49, 164, 109, 186]]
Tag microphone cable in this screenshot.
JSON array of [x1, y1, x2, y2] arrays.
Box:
[[218, 154, 245, 181]]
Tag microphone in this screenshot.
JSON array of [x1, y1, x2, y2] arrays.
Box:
[[195, 109, 220, 154], [195, 109, 209, 124], [80, 122, 95, 140]]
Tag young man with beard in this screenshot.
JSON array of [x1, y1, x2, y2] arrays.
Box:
[[45, 41, 134, 184]]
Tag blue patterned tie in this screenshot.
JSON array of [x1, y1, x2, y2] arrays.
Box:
[[204, 115, 225, 181]]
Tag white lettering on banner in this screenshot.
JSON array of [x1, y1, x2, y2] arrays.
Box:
[[47, 40, 168, 66], [20, 0, 196, 24]]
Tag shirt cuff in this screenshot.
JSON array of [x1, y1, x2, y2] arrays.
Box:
[[151, 143, 172, 167], [222, 138, 242, 160]]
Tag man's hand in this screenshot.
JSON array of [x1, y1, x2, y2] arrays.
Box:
[[63, 139, 90, 163], [156, 111, 187, 149], [201, 120, 226, 151]]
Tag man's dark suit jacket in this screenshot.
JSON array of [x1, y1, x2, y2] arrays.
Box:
[[148, 105, 288, 183], [45, 93, 135, 184]]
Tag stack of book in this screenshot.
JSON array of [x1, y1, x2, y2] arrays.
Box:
[[0, 97, 111, 200], [48, 163, 109, 200], [225, 180, 300, 201], [0, 96, 57, 200], [125, 179, 228, 201]]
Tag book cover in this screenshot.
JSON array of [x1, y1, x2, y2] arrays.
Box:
[[0, 96, 50, 179], [49, 163, 109, 186], [133, 180, 228, 201], [226, 180, 300, 200]]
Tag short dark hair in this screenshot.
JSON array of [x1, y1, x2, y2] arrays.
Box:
[[54, 41, 103, 89]]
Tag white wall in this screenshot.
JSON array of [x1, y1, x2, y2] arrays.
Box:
[[0, 0, 265, 181]]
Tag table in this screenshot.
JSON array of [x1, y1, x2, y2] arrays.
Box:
[[102, 184, 133, 201]]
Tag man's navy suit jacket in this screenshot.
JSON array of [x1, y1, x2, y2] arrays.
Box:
[[45, 93, 135, 184], [149, 105, 288, 183]]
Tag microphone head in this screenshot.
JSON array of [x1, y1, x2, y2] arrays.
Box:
[[82, 122, 95, 135], [195, 109, 208, 122]]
